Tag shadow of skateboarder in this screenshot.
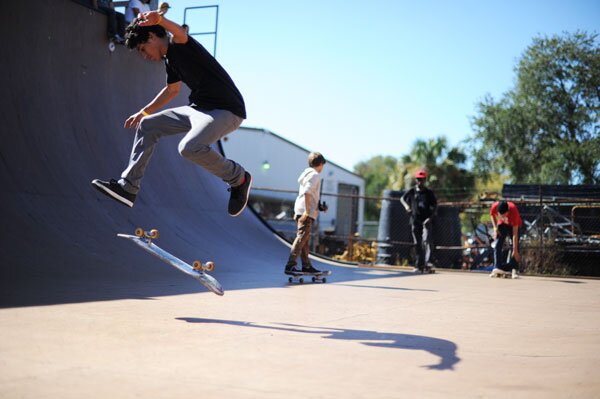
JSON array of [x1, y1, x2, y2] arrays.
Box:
[[176, 318, 460, 370]]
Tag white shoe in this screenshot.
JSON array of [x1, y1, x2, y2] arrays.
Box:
[[511, 269, 519, 279]]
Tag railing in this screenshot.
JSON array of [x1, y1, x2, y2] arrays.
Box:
[[249, 188, 600, 276]]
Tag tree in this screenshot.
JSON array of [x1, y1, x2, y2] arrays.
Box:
[[354, 137, 475, 222], [395, 137, 475, 201], [470, 31, 600, 184], [354, 155, 398, 220]]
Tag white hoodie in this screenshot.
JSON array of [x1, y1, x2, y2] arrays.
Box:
[[294, 167, 321, 219]]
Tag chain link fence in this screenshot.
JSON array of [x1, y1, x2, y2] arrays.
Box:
[[249, 187, 600, 276]]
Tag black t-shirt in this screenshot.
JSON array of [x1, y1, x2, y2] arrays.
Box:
[[402, 187, 437, 222], [165, 36, 246, 119]]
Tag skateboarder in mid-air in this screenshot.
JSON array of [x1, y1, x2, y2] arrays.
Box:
[[400, 169, 437, 272], [92, 10, 251, 216], [489, 200, 523, 278], [285, 152, 328, 275]]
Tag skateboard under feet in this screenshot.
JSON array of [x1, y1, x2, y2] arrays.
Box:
[[490, 269, 518, 279], [286, 270, 332, 284], [118, 228, 224, 295], [415, 267, 436, 274]]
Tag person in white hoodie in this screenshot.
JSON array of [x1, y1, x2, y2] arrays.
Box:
[[285, 152, 328, 275]]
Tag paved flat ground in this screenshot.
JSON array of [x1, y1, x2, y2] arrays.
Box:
[[1, 271, 599, 399]]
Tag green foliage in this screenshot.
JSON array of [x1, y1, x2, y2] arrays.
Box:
[[395, 137, 476, 202], [470, 31, 600, 184], [354, 155, 398, 220], [354, 137, 476, 220]]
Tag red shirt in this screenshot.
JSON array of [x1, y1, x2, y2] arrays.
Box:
[[490, 201, 523, 227]]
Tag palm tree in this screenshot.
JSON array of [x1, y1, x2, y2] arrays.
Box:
[[394, 137, 475, 201]]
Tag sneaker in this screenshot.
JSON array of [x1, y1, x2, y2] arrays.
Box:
[[511, 269, 519, 279], [91, 178, 136, 207], [302, 265, 322, 274], [228, 171, 252, 216], [285, 264, 301, 275]]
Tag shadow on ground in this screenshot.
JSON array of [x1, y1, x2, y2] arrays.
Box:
[[176, 317, 460, 371]]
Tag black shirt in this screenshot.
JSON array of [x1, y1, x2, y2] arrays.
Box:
[[165, 36, 246, 119], [401, 187, 437, 222]]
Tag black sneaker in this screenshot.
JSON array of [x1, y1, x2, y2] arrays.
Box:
[[91, 178, 136, 207], [228, 171, 252, 216], [285, 264, 301, 275], [302, 265, 322, 274]]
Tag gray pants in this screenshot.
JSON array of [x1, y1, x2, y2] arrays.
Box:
[[119, 106, 244, 194], [412, 219, 432, 268]]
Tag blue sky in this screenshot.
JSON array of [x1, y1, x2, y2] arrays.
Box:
[[156, 0, 599, 171]]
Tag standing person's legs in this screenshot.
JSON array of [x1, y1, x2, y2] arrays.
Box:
[[286, 216, 314, 269], [423, 219, 432, 266], [412, 221, 424, 268], [493, 224, 511, 270], [300, 227, 312, 267], [177, 108, 245, 186]]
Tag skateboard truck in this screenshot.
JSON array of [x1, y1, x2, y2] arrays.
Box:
[[192, 260, 215, 272], [135, 227, 159, 240]]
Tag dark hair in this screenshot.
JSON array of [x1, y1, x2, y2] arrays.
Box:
[[497, 201, 509, 214], [125, 18, 168, 49], [308, 152, 326, 167]]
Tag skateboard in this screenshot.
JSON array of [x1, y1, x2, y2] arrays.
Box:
[[490, 269, 518, 279], [286, 270, 332, 284], [118, 228, 224, 296], [415, 266, 436, 274]]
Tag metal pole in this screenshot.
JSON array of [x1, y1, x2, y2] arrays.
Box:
[[183, 5, 219, 58], [214, 6, 219, 58], [539, 184, 544, 270]]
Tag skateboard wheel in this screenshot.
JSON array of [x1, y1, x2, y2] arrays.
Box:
[[135, 228, 144, 237], [288, 277, 293, 283], [205, 261, 215, 272], [299, 278, 304, 284], [312, 277, 316, 283], [192, 261, 203, 271], [322, 278, 327, 283], [149, 229, 159, 239]]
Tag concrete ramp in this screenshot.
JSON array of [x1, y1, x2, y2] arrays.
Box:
[[0, 0, 372, 307]]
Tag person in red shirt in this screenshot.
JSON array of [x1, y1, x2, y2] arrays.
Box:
[[490, 200, 523, 277]]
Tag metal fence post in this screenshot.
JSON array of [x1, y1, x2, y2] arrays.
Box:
[[539, 184, 544, 270]]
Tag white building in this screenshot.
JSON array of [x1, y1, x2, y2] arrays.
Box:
[[221, 127, 365, 239]]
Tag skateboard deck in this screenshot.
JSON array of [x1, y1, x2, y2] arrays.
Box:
[[286, 270, 332, 284], [415, 266, 436, 274], [490, 269, 518, 279], [118, 228, 224, 296]]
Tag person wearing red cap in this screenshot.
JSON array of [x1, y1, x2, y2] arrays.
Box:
[[489, 200, 523, 278], [400, 169, 438, 272]]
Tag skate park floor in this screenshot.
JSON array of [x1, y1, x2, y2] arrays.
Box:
[[1, 270, 599, 399]]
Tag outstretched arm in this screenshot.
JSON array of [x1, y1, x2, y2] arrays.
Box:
[[124, 82, 181, 129], [137, 10, 188, 44]]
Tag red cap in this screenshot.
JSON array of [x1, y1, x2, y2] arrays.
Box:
[[415, 169, 427, 179]]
